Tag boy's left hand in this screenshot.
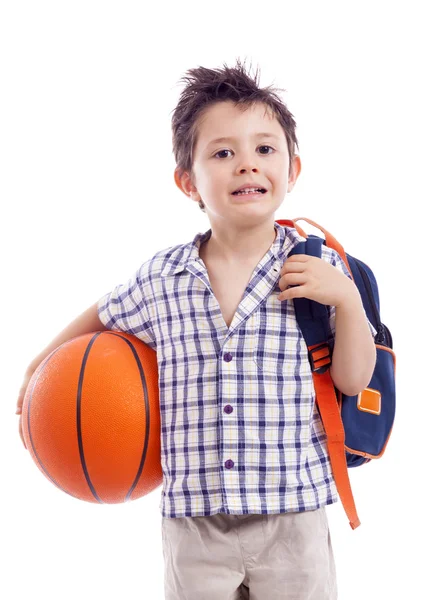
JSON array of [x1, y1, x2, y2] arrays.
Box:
[[277, 254, 357, 307]]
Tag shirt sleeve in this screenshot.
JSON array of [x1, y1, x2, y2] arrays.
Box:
[[323, 247, 377, 341], [97, 264, 157, 350]]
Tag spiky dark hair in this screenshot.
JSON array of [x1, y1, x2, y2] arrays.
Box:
[[171, 57, 299, 212]]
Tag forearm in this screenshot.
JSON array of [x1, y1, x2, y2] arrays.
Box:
[[329, 289, 376, 396], [28, 301, 108, 373]]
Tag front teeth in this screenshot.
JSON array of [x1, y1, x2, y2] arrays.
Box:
[[235, 188, 261, 195]]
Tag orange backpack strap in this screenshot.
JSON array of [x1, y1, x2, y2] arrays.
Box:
[[310, 343, 361, 529], [277, 218, 309, 239], [282, 216, 362, 530]]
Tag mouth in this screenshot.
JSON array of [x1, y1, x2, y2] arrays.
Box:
[[231, 188, 268, 197]]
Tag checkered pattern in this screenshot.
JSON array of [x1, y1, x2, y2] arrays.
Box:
[[98, 222, 377, 518]]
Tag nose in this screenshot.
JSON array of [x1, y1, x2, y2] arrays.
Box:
[[237, 165, 259, 174]]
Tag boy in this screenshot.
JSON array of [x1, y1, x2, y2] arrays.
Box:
[[17, 59, 377, 599]]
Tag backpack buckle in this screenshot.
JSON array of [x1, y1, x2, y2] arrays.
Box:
[[308, 342, 333, 373]]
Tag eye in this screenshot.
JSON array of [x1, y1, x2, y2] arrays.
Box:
[[258, 145, 275, 155], [213, 145, 275, 159]]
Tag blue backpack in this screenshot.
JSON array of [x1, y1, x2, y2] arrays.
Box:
[[278, 217, 396, 530]]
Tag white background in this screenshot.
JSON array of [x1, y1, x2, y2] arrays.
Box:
[[2, 1, 430, 599]]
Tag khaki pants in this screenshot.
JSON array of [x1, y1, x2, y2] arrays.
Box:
[[161, 507, 337, 599]]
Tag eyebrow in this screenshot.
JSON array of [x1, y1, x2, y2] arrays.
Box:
[[206, 132, 280, 149]]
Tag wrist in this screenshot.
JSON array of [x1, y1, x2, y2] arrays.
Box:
[[335, 282, 361, 309]]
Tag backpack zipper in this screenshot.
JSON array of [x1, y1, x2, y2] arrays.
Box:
[[380, 322, 393, 348], [352, 258, 388, 346]]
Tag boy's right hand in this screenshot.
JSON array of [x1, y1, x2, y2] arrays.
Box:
[[16, 369, 34, 450], [18, 414, 26, 450]]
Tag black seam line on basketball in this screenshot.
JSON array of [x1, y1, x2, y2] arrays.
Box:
[[78, 333, 105, 503], [27, 344, 80, 500], [78, 332, 152, 502], [104, 332, 152, 502]]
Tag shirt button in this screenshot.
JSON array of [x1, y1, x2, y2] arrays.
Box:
[[224, 404, 233, 414], [225, 459, 234, 469], [224, 352, 232, 362]]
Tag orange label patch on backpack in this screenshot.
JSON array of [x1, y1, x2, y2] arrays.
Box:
[[357, 388, 381, 415]]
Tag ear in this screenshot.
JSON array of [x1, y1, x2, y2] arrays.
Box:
[[287, 155, 302, 193], [174, 168, 197, 198]]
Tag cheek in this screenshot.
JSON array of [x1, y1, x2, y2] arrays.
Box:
[[207, 174, 229, 195]]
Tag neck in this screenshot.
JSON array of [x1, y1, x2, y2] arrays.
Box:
[[201, 223, 277, 266]]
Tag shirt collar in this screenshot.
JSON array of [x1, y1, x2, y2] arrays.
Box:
[[160, 221, 304, 277]]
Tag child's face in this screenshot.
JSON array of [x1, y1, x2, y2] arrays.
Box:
[[176, 100, 300, 225]]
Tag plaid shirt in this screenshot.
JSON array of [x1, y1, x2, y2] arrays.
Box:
[[98, 221, 377, 518]]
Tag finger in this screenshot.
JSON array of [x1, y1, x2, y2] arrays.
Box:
[[287, 254, 309, 262], [278, 284, 303, 301], [279, 272, 307, 291], [280, 260, 307, 276], [19, 419, 27, 450]]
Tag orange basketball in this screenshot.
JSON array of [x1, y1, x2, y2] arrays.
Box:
[[22, 330, 162, 503]]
